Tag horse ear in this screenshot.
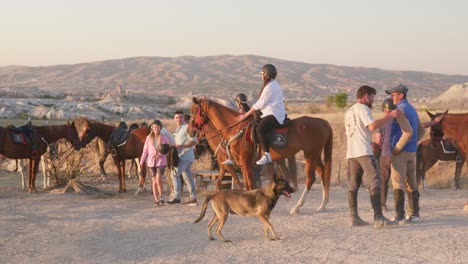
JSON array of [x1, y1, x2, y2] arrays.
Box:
[[426, 110, 435, 119], [443, 109, 449, 115], [193, 97, 199, 104]]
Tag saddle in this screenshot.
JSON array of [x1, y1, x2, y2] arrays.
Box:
[[441, 139, 458, 154], [108, 123, 138, 154], [248, 117, 290, 149], [7, 123, 40, 158]]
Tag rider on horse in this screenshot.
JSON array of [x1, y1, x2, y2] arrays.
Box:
[[222, 92, 252, 165], [237, 64, 287, 165]]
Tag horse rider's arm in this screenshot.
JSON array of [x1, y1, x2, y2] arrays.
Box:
[[393, 112, 413, 155], [375, 129, 383, 145], [421, 115, 444, 128], [367, 115, 393, 133], [238, 107, 256, 121], [416, 121, 425, 141], [367, 109, 400, 133]]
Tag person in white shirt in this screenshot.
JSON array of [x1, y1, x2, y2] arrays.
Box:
[[237, 64, 287, 165], [345, 85, 400, 228]]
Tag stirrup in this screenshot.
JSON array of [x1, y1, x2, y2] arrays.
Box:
[[221, 159, 234, 165]]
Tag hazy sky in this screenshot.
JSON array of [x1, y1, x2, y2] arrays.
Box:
[[1, 0, 467, 75]]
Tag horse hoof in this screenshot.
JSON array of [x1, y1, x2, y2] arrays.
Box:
[[290, 207, 299, 215], [316, 206, 327, 212]]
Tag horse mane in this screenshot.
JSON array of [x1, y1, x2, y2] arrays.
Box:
[[199, 98, 240, 117]]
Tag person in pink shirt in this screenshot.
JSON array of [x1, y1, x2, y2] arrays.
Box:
[[140, 120, 170, 205]]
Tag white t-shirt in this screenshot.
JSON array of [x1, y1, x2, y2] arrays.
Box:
[[345, 103, 375, 159]]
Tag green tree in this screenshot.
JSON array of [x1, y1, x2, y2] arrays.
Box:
[[334, 92, 348, 108], [325, 95, 335, 108]]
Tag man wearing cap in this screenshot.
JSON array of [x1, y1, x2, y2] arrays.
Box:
[[345, 85, 400, 228], [386, 84, 424, 223], [375, 99, 412, 212]]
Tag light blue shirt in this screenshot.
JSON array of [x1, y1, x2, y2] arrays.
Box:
[[173, 123, 197, 162]]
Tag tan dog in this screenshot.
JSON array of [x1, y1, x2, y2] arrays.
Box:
[[194, 176, 295, 242]]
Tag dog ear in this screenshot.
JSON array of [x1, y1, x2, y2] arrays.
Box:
[[272, 173, 279, 183]]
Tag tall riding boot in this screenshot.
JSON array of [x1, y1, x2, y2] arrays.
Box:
[[408, 191, 421, 222], [381, 185, 389, 212], [348, 191, 369, 226], [370, 189, 393, 228], [407, 191, 414, 218], [393, 189, 407, 224]]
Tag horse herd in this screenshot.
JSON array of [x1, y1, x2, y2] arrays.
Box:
[[0, 99, 466, 213]]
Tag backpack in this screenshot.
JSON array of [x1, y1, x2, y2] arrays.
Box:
[[166, 145, 180, 171]]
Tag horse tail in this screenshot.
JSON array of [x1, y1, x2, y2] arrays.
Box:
[[287, 156, 298, 189], [193, 194, 214, 223], [323, 123, 333, 185]]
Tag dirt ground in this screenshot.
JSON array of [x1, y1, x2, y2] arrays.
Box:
[[1, 107, 467, 263], [0, 170, 466, 264]]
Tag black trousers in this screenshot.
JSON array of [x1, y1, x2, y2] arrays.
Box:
[[256, 115, 279, 153]]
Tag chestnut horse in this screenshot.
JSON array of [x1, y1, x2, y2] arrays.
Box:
[[199, 121, 298, 191], [73, 118, 150, 193], [422, 110, 466, 189], [190, 97, 333, 214], [0, 123, 81, 193], [197, 121, 247, 191]]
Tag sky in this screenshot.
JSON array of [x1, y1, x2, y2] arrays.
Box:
[[1, 0, 467, 75]]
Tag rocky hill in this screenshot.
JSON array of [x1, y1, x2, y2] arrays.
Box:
[[430, 82, 468, 108], [1, 55, 467, 101]]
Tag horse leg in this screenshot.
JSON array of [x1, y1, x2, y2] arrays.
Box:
[[287, 156, 299, 190], [18, 159, 26, 189], [215, 167, 226, 192], [316, 159, 329, 212], [28, 158, 39, 194], [135, 159, 147, 195], [98, 156, 107, 180], [113, 158, 126, 193], [225, 165, 243, 190], [454, 159, 464, 190], [290, 158, 317, 215], [241, 165, 254, 190], [41, 155, 48, 188]]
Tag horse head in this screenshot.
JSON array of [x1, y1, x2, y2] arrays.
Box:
[[189, 97, 209, 137], [72, 117, 96, 147], [426, 109, 448, 143], [66, 120, 84, 150]]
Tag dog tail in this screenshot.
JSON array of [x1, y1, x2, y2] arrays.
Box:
[[193, 194, 214, 223]]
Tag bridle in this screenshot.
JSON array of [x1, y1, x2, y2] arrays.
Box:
[[189, 99, 244, 138]]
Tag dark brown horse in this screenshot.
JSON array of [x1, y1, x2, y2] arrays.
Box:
[[73, 118, 150, 193], [0, 123, 81, 193], [417, 139, 464, 189], [420, 110, 465, 189], [189, 97, 333, 214]]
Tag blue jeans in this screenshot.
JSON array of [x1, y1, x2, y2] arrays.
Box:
[[171, 159, 197, 200]]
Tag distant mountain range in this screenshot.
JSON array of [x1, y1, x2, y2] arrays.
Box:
[[1, 55, 467, 100]]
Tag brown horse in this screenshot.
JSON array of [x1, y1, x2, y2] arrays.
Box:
[[422, 110, 466, 189], [0, 123, 81, 193], [197, 121, 246, 191], [416, 139, 464, 189], [73, 118, 150, 193], [199, 121, 298, 191], [189, 97, 333, 214]]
